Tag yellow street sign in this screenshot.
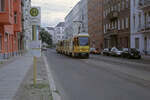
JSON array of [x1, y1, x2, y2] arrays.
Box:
[[30, 8, 39, 17]]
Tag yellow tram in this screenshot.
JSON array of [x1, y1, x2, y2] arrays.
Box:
[[56, 33, 90, 58]]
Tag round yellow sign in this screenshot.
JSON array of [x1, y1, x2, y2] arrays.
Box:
[[30, 8, 39, 17]]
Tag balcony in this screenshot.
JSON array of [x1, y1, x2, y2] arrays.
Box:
[[104, 28, 118, 37], [107, 11, 119, 21], [139, 0, 150, 11], [0, 0, 13, 25], [138, 23, 150, 32]]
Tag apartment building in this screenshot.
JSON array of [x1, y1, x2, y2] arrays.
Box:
[[64, 2, 81, 39], [0, 0, 22, 59], [88, 0, 104, 50], [103, 0, 130, 48], [80, 0, 88, 33], [21, 0, 32, 50], [54, 22, 65, 43], [130, 0, 150, 55]]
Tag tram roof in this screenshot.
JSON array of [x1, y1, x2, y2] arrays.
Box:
[[77, 33, 89, 37]]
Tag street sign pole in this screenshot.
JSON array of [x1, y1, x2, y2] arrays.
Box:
[[30, 7, 41, 86], [33, 25, 37, 85], [33, 56, 37, 85]]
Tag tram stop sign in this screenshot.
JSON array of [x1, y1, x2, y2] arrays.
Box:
[[30, 8, 39, 17], [30, 7, 41, 25]]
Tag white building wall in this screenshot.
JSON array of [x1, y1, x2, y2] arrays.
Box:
[[64, 2, 81, 39], [80, 0, 88, 33], [22, 0, 32, 50], [130, 0, 150, 54], [54, 25, 65, 43]]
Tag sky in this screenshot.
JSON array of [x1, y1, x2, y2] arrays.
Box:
[[31, 0, 80, 27]]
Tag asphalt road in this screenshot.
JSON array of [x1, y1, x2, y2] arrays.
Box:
[[46, 49, 150, 100]]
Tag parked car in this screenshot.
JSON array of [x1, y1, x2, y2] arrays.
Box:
[[121, 48, 141, 59], [42, 46, 47, 51], [110, 47, 123, 56], [90, 48, 101, 55], [102, 48, 111, 56]]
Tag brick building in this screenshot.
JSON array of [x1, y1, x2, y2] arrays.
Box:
[[0, 0, 22, 59], [88, 0, 104, 50], [103, 0, 130, 48]]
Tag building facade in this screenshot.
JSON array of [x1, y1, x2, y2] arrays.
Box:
[[54, 22, 65, 43], [80, 0, 88, 33], [64, 1, 88, 40], [88, 0, 104, 50], [64, 2, 81, 39], [130, 0, 150, 55], [0, 0, 22, 59], [103, 0, 130, 48], [21, 0, 32, 50]]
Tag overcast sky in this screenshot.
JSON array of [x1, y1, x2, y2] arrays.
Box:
[[31, 0, 80, 27]]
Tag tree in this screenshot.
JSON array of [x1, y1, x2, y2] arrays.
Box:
[[39, 29, 52, 46]]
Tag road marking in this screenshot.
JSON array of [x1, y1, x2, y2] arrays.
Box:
[[43, 55, 62, 100]]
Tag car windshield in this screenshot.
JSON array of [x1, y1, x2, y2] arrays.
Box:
[[78, 37, 89, 46], [130, 48, 138, 52]]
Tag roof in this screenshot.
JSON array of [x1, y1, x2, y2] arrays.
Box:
[[56, 22, 65, 27], [46, 27, 54, 30]]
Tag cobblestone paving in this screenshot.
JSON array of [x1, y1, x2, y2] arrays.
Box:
[[13, 57, 52, 100]]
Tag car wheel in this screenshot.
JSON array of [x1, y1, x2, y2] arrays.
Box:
[[127, 55, 131, 59]]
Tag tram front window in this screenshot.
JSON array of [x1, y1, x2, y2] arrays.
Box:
[[78, 37, 89, 46]]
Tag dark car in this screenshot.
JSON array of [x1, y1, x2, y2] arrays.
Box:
[[102, 48, 111, 56], [121, 48, 141, 59]]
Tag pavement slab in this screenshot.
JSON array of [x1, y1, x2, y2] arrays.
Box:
[[13, 56, 52, 100], [0, 56, 33, 100]]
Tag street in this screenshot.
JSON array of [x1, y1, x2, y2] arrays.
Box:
[[46, 49, 150, 100]]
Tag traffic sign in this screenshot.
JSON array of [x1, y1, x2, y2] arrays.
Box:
[[30, 8, 39, 17]]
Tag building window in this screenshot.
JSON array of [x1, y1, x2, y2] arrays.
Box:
[[118, 20, 120, 30], [133, 15, 136, 28], [122, 19, 124, 29], [139, 13, 141, 26], [14, 12, 17, 24], [126, 17, 129, 28], [134, 0, 136, 7], [115, 20, 117, 29], [122, 0, 125, 10], [126, 0, 129, 8], [135, 38, 139, 49], [0, 0, 5, 11], [118, 3, 120, 12], [104, 25, 106, 33]]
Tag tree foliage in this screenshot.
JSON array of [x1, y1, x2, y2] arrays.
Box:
[[40, 29, 52, 45]]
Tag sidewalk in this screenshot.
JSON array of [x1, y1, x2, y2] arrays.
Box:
[[13, 56, 52, 100], [0, 55, 33, 100]]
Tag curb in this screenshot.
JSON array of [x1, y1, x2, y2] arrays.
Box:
[[43, 55, 62, 100]]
